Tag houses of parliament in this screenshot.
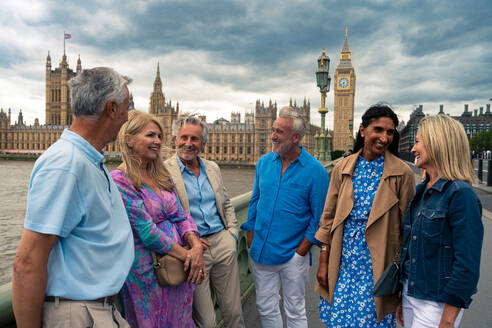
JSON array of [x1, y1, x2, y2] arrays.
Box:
[[0, 33, 357, 165]]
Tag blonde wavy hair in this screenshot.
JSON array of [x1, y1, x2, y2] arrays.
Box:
[[418, 115, 475, 184], [117, 110, 174, 191]]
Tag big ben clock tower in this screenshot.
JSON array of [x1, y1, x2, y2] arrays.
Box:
[[333, 28, 356, 151]]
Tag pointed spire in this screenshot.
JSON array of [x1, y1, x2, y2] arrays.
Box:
[[46, 51, 51, 69], [18, 109, 24, 125], [342, 27, 350, 53], [76, 54, 82, 73], [129, 93, 135, 110], [289, 98, 292, 106], [61, 51, 67, 65], [153, 62, 163, 92]]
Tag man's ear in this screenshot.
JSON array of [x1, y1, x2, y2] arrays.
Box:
[[292, 132, 301, 144], [105, 99, 117, 118]]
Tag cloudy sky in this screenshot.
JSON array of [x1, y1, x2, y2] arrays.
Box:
[[1, 0, 491, 130]]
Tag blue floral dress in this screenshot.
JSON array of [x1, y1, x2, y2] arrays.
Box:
[[319, 154, 396, 328]]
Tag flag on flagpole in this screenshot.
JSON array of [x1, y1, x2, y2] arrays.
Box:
[[64, 33, 71, 39]]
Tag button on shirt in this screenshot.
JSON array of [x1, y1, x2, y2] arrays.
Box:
[[177, 155, 224, 236], [241, 147, 329, 265], [24, 129, 134, 300]]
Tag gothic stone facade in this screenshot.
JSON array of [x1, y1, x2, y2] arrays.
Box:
[[399, 103, 492, 153], [0, 52, 127, 155], [149, 65, 317, 165], [0, 53, 318, 166]]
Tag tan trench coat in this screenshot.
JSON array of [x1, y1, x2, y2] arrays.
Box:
[[315, 150, 416, 321]]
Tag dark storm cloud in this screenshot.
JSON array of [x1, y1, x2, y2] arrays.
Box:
[[1, 0, 491, 124]]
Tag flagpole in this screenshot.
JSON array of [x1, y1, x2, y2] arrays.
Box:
[[63, 30, 66, 55]]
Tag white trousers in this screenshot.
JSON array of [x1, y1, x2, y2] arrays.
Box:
[[251, 252, 310, 328], [402, 282, 464, 328]]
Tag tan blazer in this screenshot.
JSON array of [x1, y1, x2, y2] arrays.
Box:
[[315, 150, 415, 321], [164, 155, 239, 238]]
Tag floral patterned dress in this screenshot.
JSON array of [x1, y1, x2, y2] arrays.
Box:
[[318, 154, 396, 328], [111, 169, 198, 328]]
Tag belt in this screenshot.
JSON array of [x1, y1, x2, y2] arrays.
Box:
[[44, 295, 118, 304]]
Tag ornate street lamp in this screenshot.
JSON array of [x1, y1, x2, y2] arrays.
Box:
[[315, 48, 332, 161], [348, 119, 354, 150]]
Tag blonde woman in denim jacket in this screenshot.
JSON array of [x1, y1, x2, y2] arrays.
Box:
[[397, 115, 484, 328]]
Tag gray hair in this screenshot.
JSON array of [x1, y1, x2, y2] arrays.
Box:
[[68, 67, 132, 120], [278, 106, 306, 141], [171, 115, 208, 143]]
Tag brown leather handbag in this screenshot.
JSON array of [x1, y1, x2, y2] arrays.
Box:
[[151, 248, 188, 287]]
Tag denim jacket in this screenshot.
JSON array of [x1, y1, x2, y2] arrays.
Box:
[[400, 177, 483, 308]]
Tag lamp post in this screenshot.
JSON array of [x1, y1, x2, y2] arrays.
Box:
[[315, 48, 331, 161], [348, 119, 354, 151]]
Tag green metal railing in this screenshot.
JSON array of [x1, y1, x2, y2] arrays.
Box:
[[0, 160, 337, 327]]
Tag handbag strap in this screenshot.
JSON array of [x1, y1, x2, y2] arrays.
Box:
[[392, 249, 401, 265], [151, 250, 161, 269]]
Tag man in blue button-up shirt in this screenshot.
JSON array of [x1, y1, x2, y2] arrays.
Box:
[[164, 116, 244, 328], [241, 106, 329, 328]]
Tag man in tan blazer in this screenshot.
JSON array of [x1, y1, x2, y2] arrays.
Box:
[[164, 116, 244, 328]]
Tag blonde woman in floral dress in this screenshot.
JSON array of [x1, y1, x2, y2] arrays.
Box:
[[112, 110, 206, 327]]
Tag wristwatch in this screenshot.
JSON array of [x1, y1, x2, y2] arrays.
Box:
[[321, 245, 328, 252]]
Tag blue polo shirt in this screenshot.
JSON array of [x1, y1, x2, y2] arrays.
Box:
[[24, 129, 134, 300], [241, 147, 329, 265], [177, 154, 224, 236]]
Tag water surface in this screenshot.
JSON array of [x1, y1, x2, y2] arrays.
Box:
[[0, 159, 254, 285]]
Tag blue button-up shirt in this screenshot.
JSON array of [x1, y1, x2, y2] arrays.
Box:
[[241, 147, 329, 265], [177, 155, 224, 236], [24, 129, 134, 299], [400, 176, 483, 308]]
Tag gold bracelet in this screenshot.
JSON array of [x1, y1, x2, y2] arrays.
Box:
[[321, 245, 328, 252]]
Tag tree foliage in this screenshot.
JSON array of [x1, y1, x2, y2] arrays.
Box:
[[469, 129, 492, 151], [331, 150, 345, 160]]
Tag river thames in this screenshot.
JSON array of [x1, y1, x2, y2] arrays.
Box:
[[0, 159, 255, 285]]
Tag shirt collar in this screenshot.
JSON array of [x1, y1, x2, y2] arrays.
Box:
[[423, 175, 450, 192], [357, 152, 384, 168], [61, 129, 105, 165], [176, 153, 207, 173], [272, 146, 307, 167]]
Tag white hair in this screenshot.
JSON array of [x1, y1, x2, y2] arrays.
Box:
[[68, 67, 132, 120], [278, 106, 306, 141], [171, 115, 208, 143]]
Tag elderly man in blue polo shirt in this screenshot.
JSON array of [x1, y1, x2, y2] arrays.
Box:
[[241, 106, 329, 328], [12, 67, 134, 327]]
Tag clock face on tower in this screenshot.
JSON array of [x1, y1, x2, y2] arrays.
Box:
[[338, 77, 349, 89]]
